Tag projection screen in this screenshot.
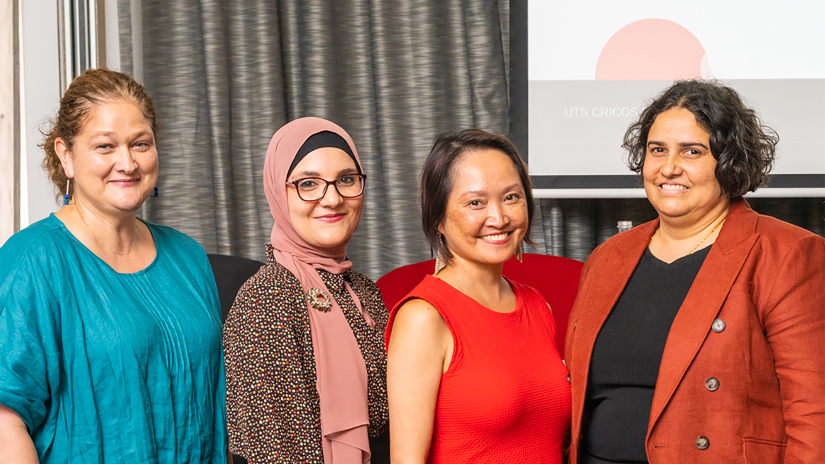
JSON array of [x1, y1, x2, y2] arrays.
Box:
[[509, 0, 825, 198]]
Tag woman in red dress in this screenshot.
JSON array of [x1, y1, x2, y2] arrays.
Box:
[[385, 130, 571, 463]]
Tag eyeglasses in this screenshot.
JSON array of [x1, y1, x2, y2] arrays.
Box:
[[285, 174, 367, 201]]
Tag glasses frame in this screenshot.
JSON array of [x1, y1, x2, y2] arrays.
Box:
[[285, 173, 367, 202]]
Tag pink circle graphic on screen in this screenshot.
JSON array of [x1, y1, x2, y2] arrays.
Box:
[[596, 19, 710, 80]]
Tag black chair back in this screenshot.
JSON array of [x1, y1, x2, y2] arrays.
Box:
[[207, 254, 264, 324], [207, 254, 263, 464]]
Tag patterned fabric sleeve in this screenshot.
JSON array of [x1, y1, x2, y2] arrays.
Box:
[[223, 264, 324, 463]]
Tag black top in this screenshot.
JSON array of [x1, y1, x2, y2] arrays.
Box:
[[581, 246, 711, 464]]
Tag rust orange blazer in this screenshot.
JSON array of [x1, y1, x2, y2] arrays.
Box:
[[564, 199, 825, 464]]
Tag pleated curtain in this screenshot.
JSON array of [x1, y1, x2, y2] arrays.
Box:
[[118, 0, 824, 279]]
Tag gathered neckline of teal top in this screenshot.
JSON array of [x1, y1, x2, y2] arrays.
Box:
[[49, 213, 161, 277]]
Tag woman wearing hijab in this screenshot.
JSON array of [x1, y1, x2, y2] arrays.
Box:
[[223, 117, 389, 464]]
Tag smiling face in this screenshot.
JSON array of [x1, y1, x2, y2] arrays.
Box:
[[57, 100, 159, 215], [286, 146, 364, 249], [643, 107, 729, 226], [438, 149, 528, 267]]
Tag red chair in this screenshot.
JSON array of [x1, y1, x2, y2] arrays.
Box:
[[376, 254, 584, 354]]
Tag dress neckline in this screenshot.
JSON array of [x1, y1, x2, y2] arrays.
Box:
[[50, 213, 161, 276], [426, 275, 524, 316]]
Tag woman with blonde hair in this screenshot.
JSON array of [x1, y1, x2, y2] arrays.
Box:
[[0, 68, 226, 463]]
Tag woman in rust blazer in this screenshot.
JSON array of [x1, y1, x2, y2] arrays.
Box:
[[565, 81, 824, 464]]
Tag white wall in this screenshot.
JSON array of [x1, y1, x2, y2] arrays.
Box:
[[19, 0, 62, 228], [0, 0, 15, 245], [104, 0, 120, 71]]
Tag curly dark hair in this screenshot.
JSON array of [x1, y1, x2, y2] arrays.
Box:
[[420, 129, 535, 261], [623, 80, 778, 198], [40, 68, 157, 201]]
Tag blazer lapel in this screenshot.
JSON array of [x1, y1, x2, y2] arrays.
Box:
[[571, 221, 657, 433], [647, 200, 759, 434]]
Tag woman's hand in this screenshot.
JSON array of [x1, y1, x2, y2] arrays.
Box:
[[0, 405, 38, 463], [387, 299, 452, 464]]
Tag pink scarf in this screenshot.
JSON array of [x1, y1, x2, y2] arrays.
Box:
[[263, 117, 373, 464]]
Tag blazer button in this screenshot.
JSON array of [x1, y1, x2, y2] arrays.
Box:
[[705, 377, 719, 391], [567, 374, 571, 383], [712, 319, 726, 333], [696, 436, 710, 450]]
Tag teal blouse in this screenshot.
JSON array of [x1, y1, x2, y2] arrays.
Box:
[[0, 215, 226, 463]]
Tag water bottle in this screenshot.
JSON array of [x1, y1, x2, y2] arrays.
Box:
[[617, 221, 633, 234]]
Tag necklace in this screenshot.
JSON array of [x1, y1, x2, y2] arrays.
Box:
[[689, 218, 725, 254], [649, 217, 726, 255]]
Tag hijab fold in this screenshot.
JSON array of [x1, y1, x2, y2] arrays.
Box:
[[263, 117, 372, 464]]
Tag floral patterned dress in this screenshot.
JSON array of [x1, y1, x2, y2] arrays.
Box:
[[224, 245, 389, 463]]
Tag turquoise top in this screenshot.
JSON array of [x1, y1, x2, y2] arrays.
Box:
[[0, 214, 226, 463]]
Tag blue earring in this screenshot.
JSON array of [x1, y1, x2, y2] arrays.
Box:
[[64, 179, 71, 205], [153, 186, 159, 197]]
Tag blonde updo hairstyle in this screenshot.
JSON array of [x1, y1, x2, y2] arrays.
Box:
[[40, 68, 157, 200]]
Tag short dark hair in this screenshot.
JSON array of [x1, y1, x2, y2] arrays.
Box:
[[420, 129, 535, 261], [623, 80, 778, 198]]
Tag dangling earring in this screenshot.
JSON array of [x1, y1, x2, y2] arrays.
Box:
[[64, 179, 71, 205], [434, 250, 446, 275], [153, 186, 159, 197], [515, 241, 523, 263], [434, 234, 447, 274]]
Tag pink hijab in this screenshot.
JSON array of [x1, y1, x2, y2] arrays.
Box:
[[263, 117, 373, 464]]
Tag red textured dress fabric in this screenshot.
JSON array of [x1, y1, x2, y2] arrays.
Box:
[[386, 276, 571, 464]]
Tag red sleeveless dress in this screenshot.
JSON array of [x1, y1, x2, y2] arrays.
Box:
[[386, 276, 571, 463]]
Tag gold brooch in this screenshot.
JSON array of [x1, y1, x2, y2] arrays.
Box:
[[307, 288, 332, 312]]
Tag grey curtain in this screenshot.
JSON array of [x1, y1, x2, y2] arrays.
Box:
[[118, 0, 824, 279], [119, 0, 512, 279]]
